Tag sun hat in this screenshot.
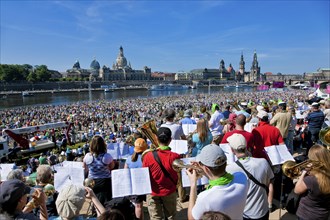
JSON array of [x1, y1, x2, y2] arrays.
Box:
[[227, 134, 246, 150], [183, 110, 192, 117], [56, 184, 85, 219], [196, 144, 227, 167], [134, 138, 148, 153]]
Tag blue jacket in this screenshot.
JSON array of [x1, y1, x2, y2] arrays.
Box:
[[307, 110, 324, 129]]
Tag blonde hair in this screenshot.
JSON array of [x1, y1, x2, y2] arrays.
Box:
[[308, 144, 330, 194], [196, 119, 209, 142]]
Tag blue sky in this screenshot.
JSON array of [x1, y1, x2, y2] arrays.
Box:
[[0, 1, 329, 74]]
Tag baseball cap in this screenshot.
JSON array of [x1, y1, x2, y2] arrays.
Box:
[[278, 101, 286, 106], [134, 138, 148, 153], [183, 110, 192, 117], [227, 134, 246, 150], [257, 110, 268, 119], [319, 100, 325, 104], [196, 144, 227, 167], [157, 127, 172, 139], [0, 179, 30, 207], [311, 102, 320, 107], [56, 184, 85, 219]]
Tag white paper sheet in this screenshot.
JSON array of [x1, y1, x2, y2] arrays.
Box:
[[182, 124, 197, 136], [54, 167, 84, 192], [0, 163, 15, 181], [130, 168, 152, 195], [169, 140, 188, 155], [180, 157, 209, 187], [219, 143, 237, 165], [111, 167, 151, 198], [111, 169, 132, 198], [107, 142, 120, 159], [61, 161, 84, 169], [264, 144, 295, 165]]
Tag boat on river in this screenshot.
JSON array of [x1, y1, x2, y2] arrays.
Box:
[[149, 84, 189, 91], [22, 91, 34, 97], [101, 84, 118, 92]]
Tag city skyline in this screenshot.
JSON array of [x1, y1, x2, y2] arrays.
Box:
[[1, 1, 329, 74]]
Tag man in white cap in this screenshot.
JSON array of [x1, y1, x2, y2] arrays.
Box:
[[305, 102, 325, 155], [226, 134, 274, 220], [270, 102, 292, 142], [186, 144, 248, 220], [252, 111, 284, 211], [235, 102, 251, 120]]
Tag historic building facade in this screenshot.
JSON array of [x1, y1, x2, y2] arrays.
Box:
[[187, 51, 263, 82], [66, 46, 152, 81]]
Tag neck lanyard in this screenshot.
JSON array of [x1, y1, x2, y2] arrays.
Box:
[[158, 146, 171, 151], [207, 173, 234, 190], [238, 156, 249, 161]]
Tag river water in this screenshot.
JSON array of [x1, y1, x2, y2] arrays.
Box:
[[1, 86, 255, 109]]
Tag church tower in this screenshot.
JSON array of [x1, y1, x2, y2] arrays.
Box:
[[250, 50, 261, 82], [219, 59, 225, 79], [239, 52, 245, 74]]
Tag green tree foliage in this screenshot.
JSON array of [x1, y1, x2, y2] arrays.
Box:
[[0, 64, 52, 82], [34, 65, 51, 81], [0, 64, 30, 82]]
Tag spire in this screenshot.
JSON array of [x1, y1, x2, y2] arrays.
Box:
[[253, 50, 257, 61]]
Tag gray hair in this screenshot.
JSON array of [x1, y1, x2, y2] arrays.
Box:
[[7, 169, 24, 181]]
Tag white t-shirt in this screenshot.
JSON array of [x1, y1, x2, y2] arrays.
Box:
[[161, 122, 185, 140], [226, 157, 274, 219], [209, 110, 224, 136], [192, 172, 248, 220]]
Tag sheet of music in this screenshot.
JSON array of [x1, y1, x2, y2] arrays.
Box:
[[111, 169, 132, 198], [130, 167, 151, 195], [112, 168, 152, 198], [264, 144, 295, 165], [107, 142, 120, 159], [61, 161, 84, 168], [182, 124, 197, 136], [0, 163, 15, 181], [54, 167, 84, 192], [180, 157, 209, 187], [219, 143, 237, 165], [169, 140, 188, 154]]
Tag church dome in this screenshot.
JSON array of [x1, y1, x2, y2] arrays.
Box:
[[115, 46, 128, 69], [90, 59, 100, 70], [116, 56, 127, 69]]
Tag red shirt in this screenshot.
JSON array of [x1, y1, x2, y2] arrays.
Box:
[[221, 129, 254, 152], [252, 121, 284, 159], [142, 149, 180, 196]]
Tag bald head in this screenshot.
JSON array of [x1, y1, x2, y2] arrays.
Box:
[[236, 114, 246, 127]]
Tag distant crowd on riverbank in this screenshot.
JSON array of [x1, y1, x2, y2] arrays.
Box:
[[0, 89, 326, 138]]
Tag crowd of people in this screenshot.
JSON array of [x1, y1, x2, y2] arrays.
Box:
[[0, 88, 330, 220]]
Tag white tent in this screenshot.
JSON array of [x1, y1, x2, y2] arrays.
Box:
[[315, 88, 329, 99]]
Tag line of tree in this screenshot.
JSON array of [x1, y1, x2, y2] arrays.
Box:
[[0, 64, 52, 82]]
